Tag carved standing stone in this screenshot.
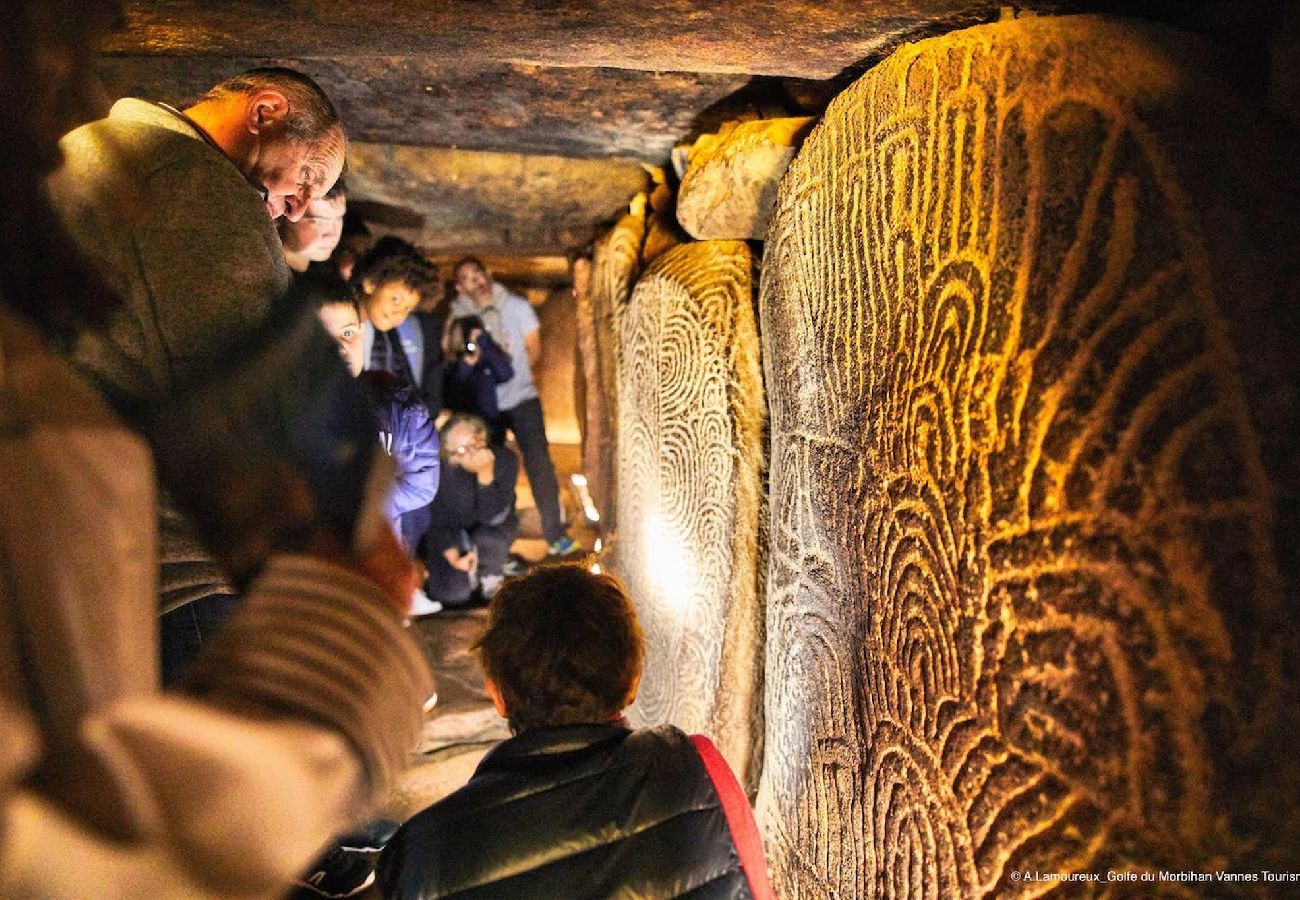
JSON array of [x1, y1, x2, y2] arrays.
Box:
[[618, 241, 766, 786], [572, 254, 595, 473], [757, 15, 1300, 898], [677, 117, 815, 240], [578, 197, 648, 530]]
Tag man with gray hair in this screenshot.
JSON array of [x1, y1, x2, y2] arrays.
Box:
[[47, 67, 351, 679]]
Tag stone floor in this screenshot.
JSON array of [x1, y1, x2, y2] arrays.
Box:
[[383, 608, 505, 819]]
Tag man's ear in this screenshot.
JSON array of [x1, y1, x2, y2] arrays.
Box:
[[246, 88, 290, 135], [361, 278, 375, 295], [484, 677, 509, 719]]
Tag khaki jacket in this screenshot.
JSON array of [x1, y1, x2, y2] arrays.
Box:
[[0, 308, 433, 898]]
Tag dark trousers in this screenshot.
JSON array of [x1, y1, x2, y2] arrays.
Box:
[[425, 521, 517, 606], [401, 505, 432, 554], [159, 593, 241, 686], [498, 397, 565, 543]]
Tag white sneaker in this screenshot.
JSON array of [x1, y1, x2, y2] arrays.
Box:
[[409, 588, 443, 617]]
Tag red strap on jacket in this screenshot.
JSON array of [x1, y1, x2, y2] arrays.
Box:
[[690, 734, 775, 900]]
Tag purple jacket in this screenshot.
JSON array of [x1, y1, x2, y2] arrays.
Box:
[[358, 372, 440, 548]]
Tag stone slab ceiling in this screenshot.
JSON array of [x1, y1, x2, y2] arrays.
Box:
[[98, 0, 1082, 256]]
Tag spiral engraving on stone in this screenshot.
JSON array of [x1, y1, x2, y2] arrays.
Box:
[[756, 15, 1299, 898], [617, 240, 766, 783], [581, 199, 647, 530]]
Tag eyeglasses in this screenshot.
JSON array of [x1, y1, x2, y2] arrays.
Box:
[[451, 441, 486, 456]]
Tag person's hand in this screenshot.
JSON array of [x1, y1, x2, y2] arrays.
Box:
[[463, 446, 495, 483], [443, 546, 478, 572], [451, 442, 494, 474]]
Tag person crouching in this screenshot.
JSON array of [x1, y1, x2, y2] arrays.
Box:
[[422, 414, 520, 607]]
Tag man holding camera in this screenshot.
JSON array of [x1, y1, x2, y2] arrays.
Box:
[[451, 257, 577, 557], [443, 314, 514, 438]]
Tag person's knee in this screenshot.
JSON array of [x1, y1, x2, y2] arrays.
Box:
[[472, 528, 514, 572]]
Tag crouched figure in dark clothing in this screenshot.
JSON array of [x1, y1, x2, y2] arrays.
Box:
[[378, 564, 774, 900], [422, 413, 519, 607]]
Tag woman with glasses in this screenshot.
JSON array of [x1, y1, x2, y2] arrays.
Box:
[[422, 414, 520, 608]]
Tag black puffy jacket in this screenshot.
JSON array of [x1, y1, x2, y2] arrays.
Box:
[[377, 723, 754, 899]]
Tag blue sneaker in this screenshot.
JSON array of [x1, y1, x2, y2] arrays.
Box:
[[547, 536, 580, 557]]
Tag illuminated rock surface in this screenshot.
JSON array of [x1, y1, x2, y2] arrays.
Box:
[[104, 1, 1065, 79], [757, 15, 1300, 897], [342, 143, 649, 256], [677, 117, 815, 240], [96, 56, 751, 161], [641, 173, 689, 267], [99, 2, 1243, 258], [578, 198, 648, 530], [617, 241, 766, 786]]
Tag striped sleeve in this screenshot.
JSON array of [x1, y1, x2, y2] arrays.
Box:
[[179, 555, 434, 798]]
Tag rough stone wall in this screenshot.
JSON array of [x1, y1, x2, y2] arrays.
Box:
[[642, 171, 688, 266], [533, 285, 579, 446], [757, 15, 1300, 898], [677, 116, 815, 241], [617, 241, 766, 786], [579, 197, 647, 529]]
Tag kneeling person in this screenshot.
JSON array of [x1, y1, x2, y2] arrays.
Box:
[[423, 414, 519, 607], [378, 564, 774, 899]]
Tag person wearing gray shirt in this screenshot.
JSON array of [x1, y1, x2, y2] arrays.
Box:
[[451, 258, 577, 555]]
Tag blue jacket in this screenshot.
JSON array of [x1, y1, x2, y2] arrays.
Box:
[[359, 372, 440, 549]]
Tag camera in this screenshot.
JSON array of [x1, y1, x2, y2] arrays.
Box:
[[456, 314, 487, 356]]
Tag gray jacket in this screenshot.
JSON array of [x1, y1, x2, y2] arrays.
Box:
[[48, 98, 292, 612]]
